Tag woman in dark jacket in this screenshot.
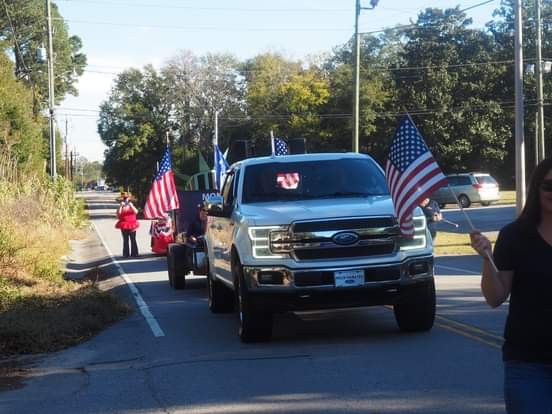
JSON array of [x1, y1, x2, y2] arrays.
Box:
[[470, 158, 552, 413]]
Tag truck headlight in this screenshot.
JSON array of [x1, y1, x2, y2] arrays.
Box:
[[248, 226, 289, 258], [399, 216, 427, 251]]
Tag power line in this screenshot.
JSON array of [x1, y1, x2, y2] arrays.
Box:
[[360, 0, 500, 35], [59, 18, 353, 32], [56, 0, 351, 13], [58, 99, 551, 122]]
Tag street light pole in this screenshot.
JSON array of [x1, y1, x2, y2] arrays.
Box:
[[352, 0, 378, 153], [353, 0, 361, 153], [536, 0, 545, 162], [514, 0, 526, 214], [46, 0, 56, 178]]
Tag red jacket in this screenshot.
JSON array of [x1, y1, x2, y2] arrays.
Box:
[[115, 206, 139, 231]]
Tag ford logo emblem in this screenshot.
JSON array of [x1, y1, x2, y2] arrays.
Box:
[[332, 231, 359, 246]]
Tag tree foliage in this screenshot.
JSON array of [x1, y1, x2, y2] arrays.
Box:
[[0, 0, 86, 110], [100, 2, 552, 191], [0, 52, 46, 172]]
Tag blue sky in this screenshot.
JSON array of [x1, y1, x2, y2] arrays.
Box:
[[55, 0, 500, 162]]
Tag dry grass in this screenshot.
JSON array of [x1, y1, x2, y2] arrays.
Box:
[[0, 272, 131, 355], [0, 166, 130, 355], [434, 231, 497, 256], [495, 190, 516, 205]]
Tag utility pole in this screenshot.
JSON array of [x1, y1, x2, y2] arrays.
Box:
[[64, 118, 68, 178], [214, 110, 219, 147], [46, 0, 56, 178], [535, 0, 545, 162], [353, 0, 378, 153], [514, 0, 526, 214]]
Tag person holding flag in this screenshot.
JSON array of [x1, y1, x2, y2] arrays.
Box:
[[385, 115, 448, 238], [470, 158, 552, 412], [143, 145, 180, 220]]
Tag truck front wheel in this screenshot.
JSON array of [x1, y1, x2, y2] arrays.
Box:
[[234, 259, 272, 342], [207, 266, 234, 313], [393, 279, 436, 332]]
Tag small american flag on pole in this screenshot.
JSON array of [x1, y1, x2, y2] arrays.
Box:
[[385, 116, 447, 236], [143, 146, 180, 219], [274, 137, 289, 156]]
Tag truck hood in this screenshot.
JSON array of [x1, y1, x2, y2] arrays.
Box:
[[240, 196, 408, 226]]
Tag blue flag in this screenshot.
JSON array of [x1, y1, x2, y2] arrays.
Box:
[[214, 144, 229, 191]]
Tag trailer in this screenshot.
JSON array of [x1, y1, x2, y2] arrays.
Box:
[[167, 171, 218, 289]]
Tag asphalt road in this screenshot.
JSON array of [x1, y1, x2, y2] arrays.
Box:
[[0, 192, 511, 414], [436, 204, 515, 234]]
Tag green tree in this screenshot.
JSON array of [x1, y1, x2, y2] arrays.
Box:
[[0, 52, 46, 172], [319, 34, 393, 156], [243, 52, 330, 152], [162, 51, 245, 175], [98, 66, 172, 201], [392, 7, 510, 172], [0, 0, 86, 111]]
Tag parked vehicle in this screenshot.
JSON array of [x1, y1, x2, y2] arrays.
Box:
[[204, 152, 435, 342], [431, 172, 500, 208]]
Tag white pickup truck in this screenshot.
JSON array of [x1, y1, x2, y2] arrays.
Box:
[[205, 152, 435, 342]]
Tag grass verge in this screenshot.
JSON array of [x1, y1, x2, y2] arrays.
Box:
[[434, 231, 497, 256], [0, 171, 131, 356], [0, 271, 131, 355], [495, 190, 515, 206]]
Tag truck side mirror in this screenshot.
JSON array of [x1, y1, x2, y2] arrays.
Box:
[[205, 195, 229, 217]]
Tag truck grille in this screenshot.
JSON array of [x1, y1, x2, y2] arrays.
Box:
[[292, 217, 395, 232], [288, 216, 399, 261], [294, 244, 394, 260]]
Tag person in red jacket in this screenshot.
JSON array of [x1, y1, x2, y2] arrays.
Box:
[[115, 192, 139, 258]]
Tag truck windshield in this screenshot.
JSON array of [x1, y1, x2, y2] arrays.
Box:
[[242, 158, 389, 203]]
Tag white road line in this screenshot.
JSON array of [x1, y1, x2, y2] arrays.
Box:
[[91, 221, 165, 338], [435, 264, 480, 275]]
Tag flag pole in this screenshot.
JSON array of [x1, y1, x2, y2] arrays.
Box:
[[405, 112, 499, 273], [446, 184, 499, 273], [270, 130, 275, 156]]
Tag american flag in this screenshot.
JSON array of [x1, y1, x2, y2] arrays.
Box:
[[276, 172, 300, 189], [385, 116, 447, 236], [143, 146, 180, 219], [274, 137, 289, 156]]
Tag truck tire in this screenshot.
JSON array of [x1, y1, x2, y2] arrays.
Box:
[[234, 259, 272, 342], [393, 279, 436, 332], [167, 243, 187, 290], [167, 249, 174, 288], [207, 266, 234, 313]]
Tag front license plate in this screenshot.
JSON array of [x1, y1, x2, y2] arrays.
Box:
[[334, 270, 365, 287]]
